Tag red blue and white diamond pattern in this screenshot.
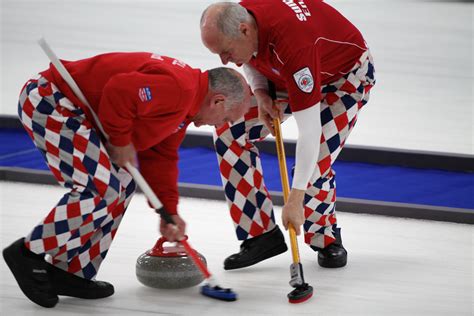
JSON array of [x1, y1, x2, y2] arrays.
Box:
[[18, 77, 136, 279], [214, 53, 375, 249]]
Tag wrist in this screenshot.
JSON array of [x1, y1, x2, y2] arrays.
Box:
[[288, 188, 305, 204], [253, 88, 269, 99]]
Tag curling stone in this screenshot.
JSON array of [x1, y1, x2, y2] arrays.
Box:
[[136, 236, 207, 289]]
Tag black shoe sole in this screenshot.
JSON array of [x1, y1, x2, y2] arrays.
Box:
[[224, 243, 288, 270], [55, 287, 114, 299], [318, 255, 347, 268], [2, 245, 58, 308], [50, 265, 115, 299]]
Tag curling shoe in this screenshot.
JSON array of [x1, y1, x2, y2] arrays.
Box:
[[224, 225, 288, 270], [315, 228, 347, 268], [2, 238, 58, 308], [49, 265, 114, 299]]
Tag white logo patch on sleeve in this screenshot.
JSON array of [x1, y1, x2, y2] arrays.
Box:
[[293, 67, 314, 93]]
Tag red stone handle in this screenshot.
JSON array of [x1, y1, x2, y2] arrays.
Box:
[[148, 236, 189, 257]]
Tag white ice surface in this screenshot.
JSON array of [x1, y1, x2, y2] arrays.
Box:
[[1, 0, 473, 154], [0, 182, 473, 315], [1, 1, 473, 315]]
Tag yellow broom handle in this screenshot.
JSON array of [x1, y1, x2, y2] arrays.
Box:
[[273, 117, 301, 264]]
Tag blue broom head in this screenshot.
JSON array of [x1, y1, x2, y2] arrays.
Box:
[[200, 284, 238, 301]]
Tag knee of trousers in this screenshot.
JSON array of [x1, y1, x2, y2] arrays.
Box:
[[116, 176, 138, 204], [125, 180, 137, 201], [213, 130, 239, 159], [129, 179, 138, 195], [99, 176, 136, 207]]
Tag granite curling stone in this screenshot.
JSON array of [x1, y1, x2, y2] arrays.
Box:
[[136, 236, 207, 289]]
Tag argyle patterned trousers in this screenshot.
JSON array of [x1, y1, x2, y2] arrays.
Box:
[[214, 51, 375, 250], [17, 76, 136, 279]]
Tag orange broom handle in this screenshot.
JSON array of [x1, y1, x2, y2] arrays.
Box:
[[273, 117, 301, 264]]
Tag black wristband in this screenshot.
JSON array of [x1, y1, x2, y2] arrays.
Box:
[[155, 207, 175, 225], [268, 80, 277, 100]]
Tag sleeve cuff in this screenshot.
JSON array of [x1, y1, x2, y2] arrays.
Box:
[[161, 199, 178, 215], [147, 199, 178, 215], [108, 134, 132, 147]]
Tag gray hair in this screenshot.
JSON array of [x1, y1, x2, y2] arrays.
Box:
[[201, 2, 251, 38], [208, 67, 245, 110]]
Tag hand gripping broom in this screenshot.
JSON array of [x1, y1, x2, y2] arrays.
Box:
[[38, 37, 237, 301], [268, 81, 313, 304]]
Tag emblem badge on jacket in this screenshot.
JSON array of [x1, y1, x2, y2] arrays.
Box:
[[138, 87, 153, 102], [293, 67, 314, 93]]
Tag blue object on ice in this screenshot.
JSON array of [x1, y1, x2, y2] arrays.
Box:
[[200, 284, 237, 301]]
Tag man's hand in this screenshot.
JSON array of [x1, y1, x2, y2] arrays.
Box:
[[254, 89, 282, 135], [106, 143, 137, 168], [281, 189, 306, 235], [159, 214, 186, 242]]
